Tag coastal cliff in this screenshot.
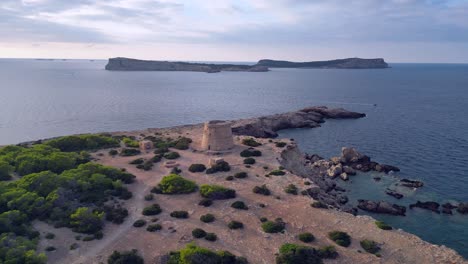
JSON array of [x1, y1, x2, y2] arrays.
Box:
[[256, 58, 389, 69], [105, 57, 268, 72]]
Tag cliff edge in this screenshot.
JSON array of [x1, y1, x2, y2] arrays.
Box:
[[256, 58, 389, 69]]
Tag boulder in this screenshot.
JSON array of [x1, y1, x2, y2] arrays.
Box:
[[305, 154, 324, 162], [343, 166, 356, 175], [330, 156, 342, 165], [376, 164, 400, 173], [327, 164, 343, 178], [457, 203, 468, 214], [340, 173, 349, 181], [357, 200, 406, 216], [409, 201, 440, 213], [400, 179, 424, 188], [385, 189, 404, 199], [341, 147, 365, 163]]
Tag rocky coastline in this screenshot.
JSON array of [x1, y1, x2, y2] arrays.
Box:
[[256, 58, 389, 69]]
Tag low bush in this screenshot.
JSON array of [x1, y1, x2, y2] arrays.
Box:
[[260, 217, 268, 222], [144, 194, 154, 201], [103, 205, 129, 224], [375, 221, 392, 230], [108, 149, 118, 156], [234, 172, 248, 179], [45, 246, 56, 251], [360, 239, 381, 254], [206, 161, 231, 174], [167, 243, 247, 264], [108, 249, 144, 264], [298, 232, 315, 243], [240, 149, 262, 157], [170, 167, 182, 174], [153, 147, 169, 154], [133, 219, 146, 227], [242, 138, 261, 147], [284, 184, 298, 195], [157, 174, 198, 194], [129, 158, 144, 165], [200, 184, 236, 200], [164, 151, 180, 160], [328, 231, 351, 247], [269, 169, 286, 176], [82, 236, 94, 241], [253, 184, 271, 196], [300, 190, 308, 195], [243, 158, 256, 165], [120, 148, 141, 156], [276, 243, 322, 264], [146, 224, 162, 232], [262, 218, 286, 233], [231, 201, 248, 210], [142, 204, 162, 216], [170, 211, 189, 219], [198, 198, 213, 207], [151, 154, 162, 163], [311, 201, 328, 209], [317, 245, 338, 259], [304, 181, 311, 185], [188, 164, 206, 173], [192, 228, 207, 238], [200, 214, 215, 223], [70, 243, 79, 250], [275, 142, 287, 148], [45, 233, 55, 239], [225, 175, 234, 181], [228, 221, 244, 229], [205, 233, 217, 242], [172, 137, 192, 150], [122, 138, 139, 148]]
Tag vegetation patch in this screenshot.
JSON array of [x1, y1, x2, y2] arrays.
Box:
[[200, 213, 215, 223], [234, 172, 248, 179], [188, 164, 206, 173], [317, 246, 338, 259], [120, 148, 141, 156], [242, 138, 261, 147], [298, 232, 315, 243], [108, 249, 144, 264], [164, 151, 180, 160], [228, 221, 244, 230], [157, 174, 198, 194], [122, 137, 139, 148], [70, 207, 105, 234], [375, 221, 392, 230], [192, 228, 207, 238], [133, 219, 147, 228], [240, 149, 262, 157], [172, 137, 193, 150], [360, 239, 381, 254], [198, 198, 213, 207], [276, 243, 322, 264], [284, 184, 298, 195], [328, 231, 351, 247], [146, 224, 162, 232], [253, 185, 271, 196], [151, 154, 162, 163], [45, 233, 55, 239], [200, 185, 236, 200], [275, 142, 287, 148], [206, 161, 231, 174], [142, 204, 162, 216], [311, 201, 328, 209], [170, 210, 189, 219], [262, 218, 286, 233], [167, 243, 247, 264], [144, 194, 154, 201], [231, 201, 248, 210], [129, 158, 144, 165], [45, 134, 119, 152], [205, 232, 217, 242], [108, 149, 118, 156], [104, 205, 129, 224], [269, 169, 286, 176], [243, 158, 256, 165], [225, 175, 234, 181]]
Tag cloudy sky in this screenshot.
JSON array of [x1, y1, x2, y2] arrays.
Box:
[[1, 0, 467, 62]]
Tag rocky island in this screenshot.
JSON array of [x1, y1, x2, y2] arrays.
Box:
[[256, 58, 389, 69], [1, 106, 466, 264]]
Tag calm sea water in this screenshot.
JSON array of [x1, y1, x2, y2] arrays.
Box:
[[1, 59, 467, 257]]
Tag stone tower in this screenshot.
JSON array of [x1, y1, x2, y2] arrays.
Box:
[[201, 120, 234, 151]]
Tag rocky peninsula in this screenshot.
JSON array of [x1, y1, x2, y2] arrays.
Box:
[[256, 58, 389, 69], [105, 57, 268, 72]]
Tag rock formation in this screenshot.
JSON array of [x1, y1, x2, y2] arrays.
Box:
[[400, 179, 424, 188], [357, 200, 407, 216], [410, 201, 441, 214], [256, 58, 389, 69]]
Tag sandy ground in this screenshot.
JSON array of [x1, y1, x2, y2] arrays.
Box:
[[34, 126, 467, 264]]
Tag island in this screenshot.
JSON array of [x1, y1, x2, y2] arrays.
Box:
[[256, 58, 389, 69]]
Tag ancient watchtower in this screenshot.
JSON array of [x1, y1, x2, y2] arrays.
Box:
[[201, 120, 234, 151]]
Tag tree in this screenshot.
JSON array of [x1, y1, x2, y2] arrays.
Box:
[[0, 160, 13, 181], [70, 207, 104, 234]]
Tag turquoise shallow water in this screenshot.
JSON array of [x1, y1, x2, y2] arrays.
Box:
[[0, 59, 467, 257]]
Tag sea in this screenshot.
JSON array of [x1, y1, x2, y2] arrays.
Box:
[[0, 59, 467, 258]]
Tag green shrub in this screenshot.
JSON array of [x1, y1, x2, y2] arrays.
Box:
[[262, 218, 286, 233], [129, 158, 144, 165], [104, 205, 129, 224], [298, 232, 315, 243], [304, 181, 311, 185], [275, 142, 287, 148], [240, 149, 262, 157], [122, 138, 139, 148], [276, 243, 322, 264], [317, 245, 338, 259], [133, 219, 146, 227], [170, 211, 189, 219], [108, 149, 118, 156], [146, 224, 162, 232], [206, 161, 231, 174], [45, 233, 55, 239], [311, 201, 328, 209], [70, 243, 79, 250], [70, 207, 104, 234], [260, 217, 268, 222], [164, 151, 180, 160], [200, 214, 215, 223], [46, 134, 119, 152], [243, 158, 256, 165], [108, 249, 144, 264], [205, 233, 217, 242], [82, 236, 94, 241], [45, 246, 56, 251], [192, 228, 207, 238], [120, 148, 141, 156], [154, 147, 169, 155], [375, 221, 392, 230], [198, 198, 213, 207], [253, 185, 271, 196], [234, 172, 248, 179], [225, 175, 234, 181], [172, 137, 192, 150], [231, 201, 248, 210], [144, 194, 154, 201], [142, 204, 162, 216], [269, 170, 286, 176], [242, 138, 261, 147], [170, 167, 182, 174], [169, 243, 246, 264], [328, 231, 351, 247], [360, 239, 381, 254], [228, 221, 243, 229], [200, 184, 236, 200], [151, 154, 162, 163], [188, 164, 206, 173], [284, 184, 298, 195], [137, 160, 153, 171], [157, 174, 198, 194]]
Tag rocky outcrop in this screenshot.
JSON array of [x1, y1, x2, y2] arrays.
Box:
[[337, 147, 400, 174], [410, 201, 441, 214], [231, 106, 365, 138], [105, 57, 268, 73], [442, 203, 458, 215], [357, 200, 407, 216], [385, 189, 404, 199], [400, 179, 424, 188], [457, 203, 468, 214], [256, 58, 389, 69]]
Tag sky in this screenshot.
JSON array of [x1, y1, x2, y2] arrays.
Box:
[[1, 0, 468, 62]]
